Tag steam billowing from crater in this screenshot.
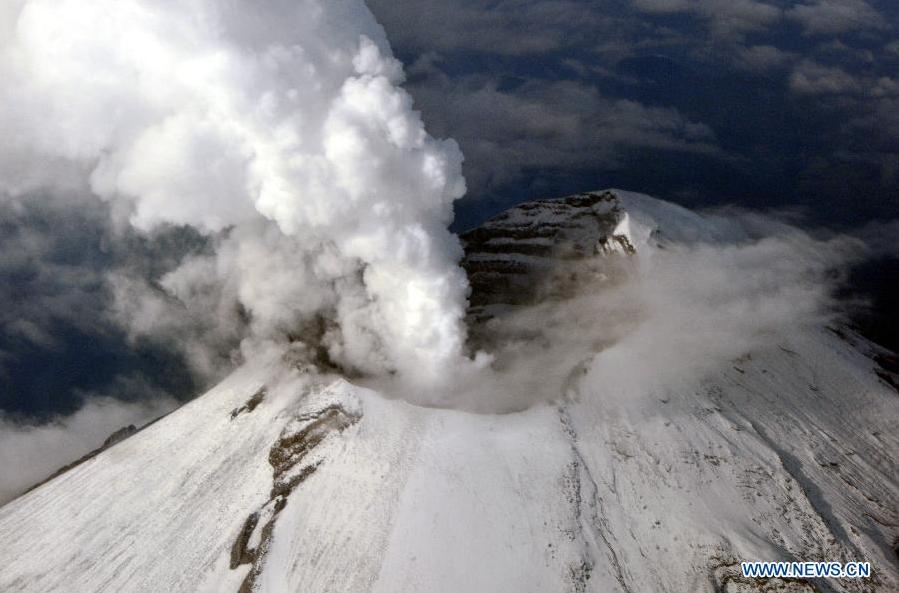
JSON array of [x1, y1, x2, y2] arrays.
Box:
[[0, 0, 880, 521], [0, 0, 471, 384], [0, 0, 862, 416]]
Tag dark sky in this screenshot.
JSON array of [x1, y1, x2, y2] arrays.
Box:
[[364, 0, 899, 231], [1, 0, 897, 422]]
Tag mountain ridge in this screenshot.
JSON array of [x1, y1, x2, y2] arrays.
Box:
[[1, 189, 896, 593]]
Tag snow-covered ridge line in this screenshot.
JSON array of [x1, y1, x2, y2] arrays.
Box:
[[0, 190, 896, 593]]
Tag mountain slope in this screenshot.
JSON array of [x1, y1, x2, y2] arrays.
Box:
[[1, 190, 896, 593]]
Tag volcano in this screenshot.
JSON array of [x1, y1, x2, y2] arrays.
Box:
[[1, 190, 896, 593]]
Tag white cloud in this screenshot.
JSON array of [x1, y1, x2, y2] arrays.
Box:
[[631, 0, 783, 39], [0, 395, 176, 505], [789, 60, 858, 95], [788, 0, 887, 36], [733, 44, 796, 72], [0, 0, 474, 387], [365, 0, 612, 55], [403, 70, 721, 194]]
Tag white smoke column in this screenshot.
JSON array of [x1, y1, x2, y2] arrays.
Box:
[[0, 0, 471, 384]]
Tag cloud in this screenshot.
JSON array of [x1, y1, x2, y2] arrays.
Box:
[[401, 203, 864, 413], [369, 0, 787, 56], [1, 0, 896, 508], [0, 0, 487, 510], [787, 57, 899, 177], [365, 0, 899, 227], [845, 95, 899, 151], [631, 0, 690, 11], [365, 0, 617, 56], [789, 59, 859, 95], [1, 0, 474, 386], [0, 394, 176, 506], [631, 0, 783, 40], [403, 67, 721, 195], [787, 0, 888, 36], [0, 196, 107, 348], [856, 219, 899, 257], [0, 195, 217, 430], [732, 44, 796, 72], [871, 76, 899, 98], [580, 219, 860, 397]]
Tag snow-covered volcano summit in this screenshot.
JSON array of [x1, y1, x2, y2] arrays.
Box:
[[1, 190, 897, 593]]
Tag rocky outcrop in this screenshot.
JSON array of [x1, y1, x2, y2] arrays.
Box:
[[461, 190, 635, 319], [230, 401, 361, 593], [230, 387, 267, 420]]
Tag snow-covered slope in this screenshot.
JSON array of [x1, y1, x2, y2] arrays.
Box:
[[1, 190, 897, 593]]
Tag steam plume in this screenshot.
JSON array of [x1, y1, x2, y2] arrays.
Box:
[[0, 0, 470, 384]]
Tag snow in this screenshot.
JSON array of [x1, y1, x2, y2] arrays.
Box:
[[612, 189, 725, 245], [0, 192, 896, 593]]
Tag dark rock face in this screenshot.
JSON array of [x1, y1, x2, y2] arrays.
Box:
[[230, 387, 267, 420], [101, 425, 138, 448], [230, 402, 360, 593], [460, 190, 635, 319]]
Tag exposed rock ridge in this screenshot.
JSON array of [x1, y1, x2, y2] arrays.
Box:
[[461, 190, 634, 319], [229, 400, 361, 593]]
